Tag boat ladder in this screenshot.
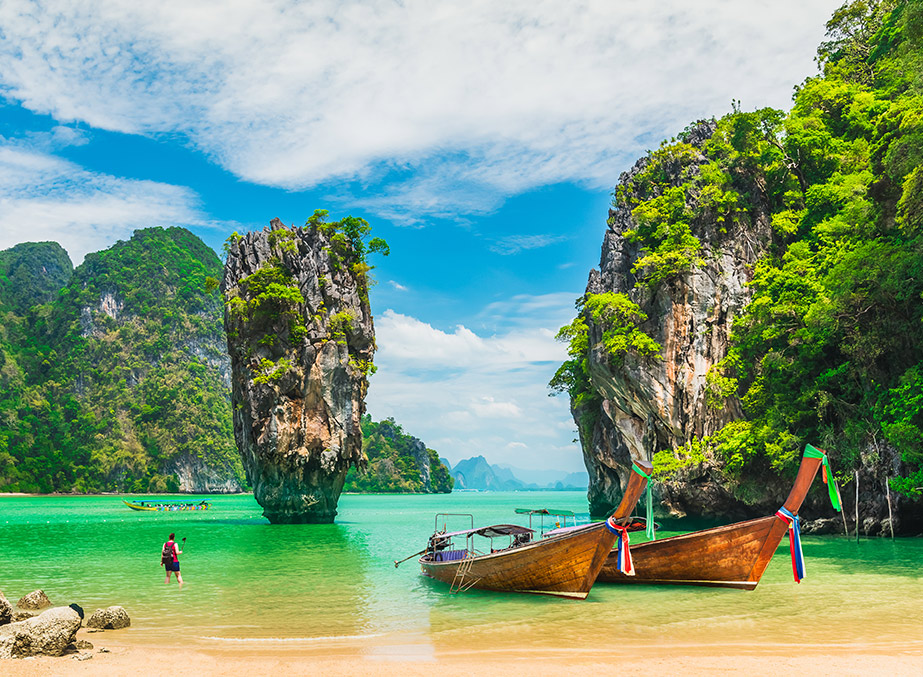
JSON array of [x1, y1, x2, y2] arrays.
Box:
[[450, 555, 480, 594]]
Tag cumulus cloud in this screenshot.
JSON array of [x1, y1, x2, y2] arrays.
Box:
[[367, 299, 582, 470], [0, 0, 841, 221], [0, 143, 215, 262]]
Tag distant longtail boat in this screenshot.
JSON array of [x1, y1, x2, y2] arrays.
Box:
[[123, 499, 211, 512], [597, 445, 841, 589], [398, 460, 652, 599]]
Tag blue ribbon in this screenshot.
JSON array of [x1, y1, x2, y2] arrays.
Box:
[[776, 506, 805, 583]]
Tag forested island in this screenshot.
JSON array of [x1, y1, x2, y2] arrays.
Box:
[[0, 229, 446, 496], [344, 416, 453, 493], [553, 0, 923, 532]]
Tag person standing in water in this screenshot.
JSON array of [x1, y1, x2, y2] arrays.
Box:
[[161, 532, 184, 586]]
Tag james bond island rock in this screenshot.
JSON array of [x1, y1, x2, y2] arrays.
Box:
[[223, 212, 387, 523]]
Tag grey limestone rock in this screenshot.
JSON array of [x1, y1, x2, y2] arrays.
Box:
[[222, 218, 375, 524], [16, 590, 51, 611], [577, 120, 773, 517], [86, 606, 130, 630], [575, 121, 920, 533], [0, 606, 81, 658]]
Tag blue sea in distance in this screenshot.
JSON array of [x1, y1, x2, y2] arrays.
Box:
[[2, 491, 921, 658]]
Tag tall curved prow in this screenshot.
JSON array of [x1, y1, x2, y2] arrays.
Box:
[[609, 460, 654, 522], [746, 449, 825, 583], [578, 459, 653, 591]]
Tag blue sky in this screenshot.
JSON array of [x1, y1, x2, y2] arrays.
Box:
[[0, 0, 841, 471]]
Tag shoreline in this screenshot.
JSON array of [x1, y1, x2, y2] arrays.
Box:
[[4, 629, 922, 676]]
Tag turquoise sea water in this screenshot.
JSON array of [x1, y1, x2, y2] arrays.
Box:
[[2, 492, 921, 658]]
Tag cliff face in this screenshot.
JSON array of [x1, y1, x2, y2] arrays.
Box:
[[579, 121, 774, 517], [577, 111, 922, 534], [223, 218, 375, 523]]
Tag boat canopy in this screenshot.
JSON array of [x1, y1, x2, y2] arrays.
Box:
[[514, 508, 575, 517], [542, 522, 598, 538], [437, 524, 534, 539]]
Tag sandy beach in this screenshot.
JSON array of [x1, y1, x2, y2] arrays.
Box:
[[4, 627, 922, 677]]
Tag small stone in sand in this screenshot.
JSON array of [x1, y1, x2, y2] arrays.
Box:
[[74, 653, 93, 661]]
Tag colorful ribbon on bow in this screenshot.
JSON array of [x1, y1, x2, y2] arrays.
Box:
[[606, 516, 635, 576], [803, 444, 843, 512], [775, 506, 805, 583], [632, 463, 656, 540]]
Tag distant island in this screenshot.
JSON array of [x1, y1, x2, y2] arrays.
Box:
[[444, 455, 587, 491]]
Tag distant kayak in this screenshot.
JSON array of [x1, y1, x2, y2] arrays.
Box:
[[123, 499, 211, 512]]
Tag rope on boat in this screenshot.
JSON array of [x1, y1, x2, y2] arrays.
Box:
[[775, 506, 805, 583], [804, 444, 843, 511], [632, 464, 656, 540], [605, 517, 635, 576]]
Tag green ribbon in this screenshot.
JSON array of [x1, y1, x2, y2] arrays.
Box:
[[632, 463, 656, 540], [804, 444, 842, 512]]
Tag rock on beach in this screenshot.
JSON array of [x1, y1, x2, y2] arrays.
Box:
[[16, 590, 51, 611], [0, 591, 11, 626], [0, 606, 81, 658], [86, 606, 131, 630]]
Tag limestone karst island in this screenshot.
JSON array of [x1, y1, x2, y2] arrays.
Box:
[[1, 1, 922, 674]]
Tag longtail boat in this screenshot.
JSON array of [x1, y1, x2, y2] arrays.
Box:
[[123, 499, 211, 512], [597, 445, 841, 589], [402, 460, 652, 599]]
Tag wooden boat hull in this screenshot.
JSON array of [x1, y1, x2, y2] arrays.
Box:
[[123, 500, 211, 512], [597, 515, 782, 589], [420, 522, 615, 599], [418, 459, 655, 599], [598, 450, 824, 590], [124, 500, 158, 511]]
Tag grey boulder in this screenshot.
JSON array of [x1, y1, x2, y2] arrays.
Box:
[[86, 606, 130, 630], [0, 606, 82, 658]]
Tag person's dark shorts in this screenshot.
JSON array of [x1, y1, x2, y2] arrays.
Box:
[[166, 560, 180, 572]]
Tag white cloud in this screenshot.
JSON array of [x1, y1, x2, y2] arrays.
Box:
[[0, 0, 842, 221], [387, 280, 408, 292], [367, 297, 583, 471], [489, 234, 569, 256], [0, 144, 214, 263]]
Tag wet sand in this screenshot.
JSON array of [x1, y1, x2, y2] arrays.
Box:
[[4, 628, 922, 676]]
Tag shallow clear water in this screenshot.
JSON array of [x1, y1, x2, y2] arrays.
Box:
[[2, 492, 921, 657]]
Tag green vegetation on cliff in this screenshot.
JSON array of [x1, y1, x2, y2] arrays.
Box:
[[557, 0, 923, 496], [0, 228, 244, 493], [344, 415, 453, 493]]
